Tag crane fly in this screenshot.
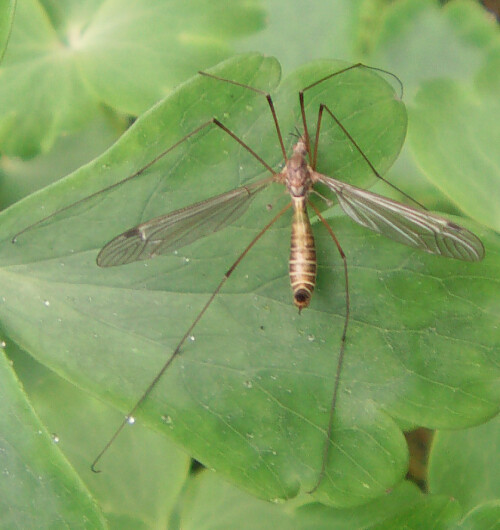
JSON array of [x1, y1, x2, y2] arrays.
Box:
[[12, 61, 485, 495]]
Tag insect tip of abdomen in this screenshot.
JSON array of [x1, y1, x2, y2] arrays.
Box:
[[294, 289, 311, 313]]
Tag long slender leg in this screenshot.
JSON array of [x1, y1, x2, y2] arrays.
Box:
[[198, 71, 288, 161], [12, 118, 276, 243], [298, 63, 402, 168], [297, 64, 424, 210], [306, 200, 349, 494], [299, 63, 363, 162], [301, 64, 403, 99], [91, 201, 293, 472], [317, 103, 426, 209]]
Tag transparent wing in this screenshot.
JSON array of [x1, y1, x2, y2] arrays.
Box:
[[97, 177, 273, 267], [314, 172, 484, 261]]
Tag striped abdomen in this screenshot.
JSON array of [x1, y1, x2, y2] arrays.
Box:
[[289, 197, 317, 310]]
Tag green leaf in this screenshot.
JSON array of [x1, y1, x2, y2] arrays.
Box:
[[367, 0, 500, 228], [429, 415, 500, 512], [0, 345, 107, 528], [456, 501, 500, 530], [0, 54, 496, 509], [0, 112, 122, 210], [235, 0, 364, 73], [180, 470, 297, 529], [301, 490, 461, 530], [9, 342, 191, 528], [0, 0, 16, 63], [180, 472, 462, 529], [0, 0, 264, 157], [371, 0, 498, 93], [408, 61, 500, 231]]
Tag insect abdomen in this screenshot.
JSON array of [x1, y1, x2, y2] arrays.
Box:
[[289, 197, 317, 310]]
